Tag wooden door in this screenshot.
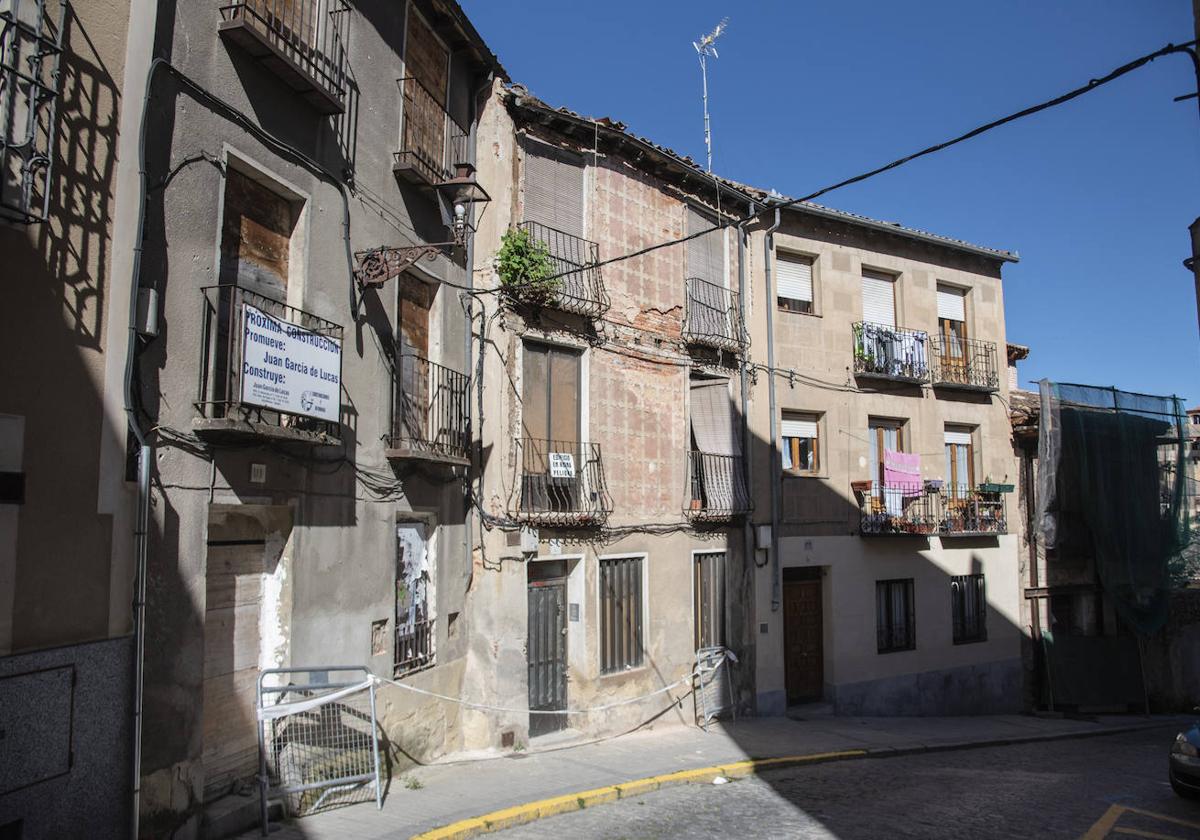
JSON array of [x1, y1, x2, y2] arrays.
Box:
[[783, 580, 823, 704]]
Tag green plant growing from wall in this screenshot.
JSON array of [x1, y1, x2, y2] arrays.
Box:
[[497, 227, 557, 305]]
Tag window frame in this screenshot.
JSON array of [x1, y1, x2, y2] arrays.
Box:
[[597, 554, 647, 676], [876, 578, 916, 654], [944, 426, 976, 497], [950, 574, 987, 645], [781, 411, 821, 476], [776, 250, 816, 315], [868, 418, 906, 488]]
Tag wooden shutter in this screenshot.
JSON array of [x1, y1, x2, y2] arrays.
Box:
[[861, 271, 895, 327], [777, 254, 813, 303], [405, 8, 448, 105], [687, 207, 723, 284], [937, 285, 966, 322], [523, 142, 584, 237]]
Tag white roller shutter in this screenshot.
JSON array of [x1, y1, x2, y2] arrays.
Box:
[[777, 254, 813, 304], [937, 285, 966, 322], [780, 417, 818, 439], [861, 271, 895, 327], [523, 142, 584, 238], [944, 429, 973, 446]]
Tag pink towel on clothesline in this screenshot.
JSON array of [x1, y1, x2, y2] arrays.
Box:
[[883, 449, 920, 490]]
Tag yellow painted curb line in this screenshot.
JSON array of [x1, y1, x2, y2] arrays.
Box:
[[412, 750, 867, 840]]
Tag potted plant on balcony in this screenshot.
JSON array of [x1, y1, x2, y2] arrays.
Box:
[[497, 227, 558, 306]]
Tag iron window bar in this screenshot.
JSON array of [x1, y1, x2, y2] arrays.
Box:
[[511, 437, 612, 526], [394, 615, 434, 677], [685, 451, 751, 519], [218, 0, 350, 115], [386, 349, 470, 464], [509, 221, 610, 318], [195, 284, 343, 441], [931, 335, 1000, 391], [393, 75, 469, 187], [852, 322, 931, 384], [0, 0, 66, 224], [683, 277, 748, 354]]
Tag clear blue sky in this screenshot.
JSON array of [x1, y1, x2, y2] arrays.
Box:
[[461, 0, 1200, 402]]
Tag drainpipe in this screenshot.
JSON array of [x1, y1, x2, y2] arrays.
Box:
[[736, 201, 755, 701], [464, 72, 493, 590], [763, 206, 782, 612]]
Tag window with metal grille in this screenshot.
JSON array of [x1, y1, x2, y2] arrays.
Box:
[[876, 578, 915, 653], [950, 574, 986, 644], [395, 523, 434, 676], [599, 556, 644, 674]]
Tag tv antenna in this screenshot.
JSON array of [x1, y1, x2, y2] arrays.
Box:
[[693, 17, 728, 173]]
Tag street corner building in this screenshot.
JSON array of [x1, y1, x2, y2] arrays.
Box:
[[0, 1, 1030, 839]]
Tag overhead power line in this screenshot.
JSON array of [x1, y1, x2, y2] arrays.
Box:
[[544, 39, 1198, 282]]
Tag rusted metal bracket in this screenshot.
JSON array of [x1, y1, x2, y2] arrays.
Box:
[[354, 242, 453, 288]]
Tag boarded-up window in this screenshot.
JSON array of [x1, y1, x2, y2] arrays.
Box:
[[600, 556, 644, 673], [523, 143, 584, 237], [687, 207, 724, 285], [521, 342, 580, 443], [219, 168, 297, 295], [405, 8, 448, 104]]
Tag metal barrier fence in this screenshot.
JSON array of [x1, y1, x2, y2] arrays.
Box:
[[257, 667, 382, 832], [695, 647, 735, 730]]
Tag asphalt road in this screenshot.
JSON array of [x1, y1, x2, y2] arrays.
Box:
[[491, 727, 1200, 839]]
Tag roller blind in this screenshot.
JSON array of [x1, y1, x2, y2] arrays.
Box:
[[777, 254, 813, 303], [780, 417, 818, 439], [690, 380, 738, 456], [523, 142, 584, 238], [944, 429, 973, 446], [861, 271, 895, 327], [937, 285, 966, 322], [687, 207, 723, 284]]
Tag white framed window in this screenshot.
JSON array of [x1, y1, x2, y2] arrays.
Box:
[[781, 412, 820, 475]]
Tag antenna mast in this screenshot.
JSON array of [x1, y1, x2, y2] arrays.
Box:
[[693, 18, 728, 174]]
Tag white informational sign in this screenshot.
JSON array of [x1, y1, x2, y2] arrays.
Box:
[[548, 452, 576, 478], [240, 304, 342, 422]]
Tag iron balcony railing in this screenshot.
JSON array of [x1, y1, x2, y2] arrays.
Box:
[[195, 284, 343, 440], [0, 0, 66, 224], [941, 484, 1008, 536], [852, 322, 931, 383], [513, 437, 612, 526], [683, 277, 748, 354], [387, 350, 470, 463], [218, 0, 349, 115], [513, 221, 610, 318], [859, 482, 1008, 537], [686, 452, 751, 519], [394, 616, 434, 677], [394, 75, 469, 186], [931, 335, 1000, 391]]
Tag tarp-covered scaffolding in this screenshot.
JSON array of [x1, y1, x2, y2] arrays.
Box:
[[1037, 381, 1188, 635]]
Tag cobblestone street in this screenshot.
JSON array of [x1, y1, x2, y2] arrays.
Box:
[[494, 727, 1200, 840]]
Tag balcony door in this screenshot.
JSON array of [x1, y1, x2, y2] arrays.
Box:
[[521, 342, 582, 512], [689, 378, 743, 512], [402, 6, 450, 178], [937, 284, 968, 377], [395, 274, 434, 447]]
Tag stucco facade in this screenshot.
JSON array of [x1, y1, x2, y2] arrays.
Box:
[[745, 205, 1024, 716]]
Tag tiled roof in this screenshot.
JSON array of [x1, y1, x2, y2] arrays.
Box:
[[505, 86, 1018, 264]]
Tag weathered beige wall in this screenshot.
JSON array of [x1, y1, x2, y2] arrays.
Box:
[[745, 213, 1023, 714]]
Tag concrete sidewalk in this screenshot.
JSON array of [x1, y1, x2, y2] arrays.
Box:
[[236, 712, 1187, 840]]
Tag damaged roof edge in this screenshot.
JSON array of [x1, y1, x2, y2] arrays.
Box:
[[506, 87, 1019, 266]]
